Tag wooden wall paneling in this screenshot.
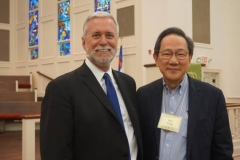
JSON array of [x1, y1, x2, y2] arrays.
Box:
[[41, 20, 55, 58], [16, 66, 27, 75], [40, 63, 55, 95], [41, 0, 55, 17], [72, 8, 90, 55], [16, 27, 27, 62], [16, 0, 26, 25], [0, 67, 11, 75], [57, 61, 71, 76], [0, 0, 10, 24], [0, 30, 10, 62]]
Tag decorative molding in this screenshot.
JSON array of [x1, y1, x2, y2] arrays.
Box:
[[226, 97, 240, 103], [144, 63, 156, 68], [73, 3, 91, 11], [0, 23, 11, 30], [115, 0, 133, 3], [202, 68, 221, 73], [40, 15, 54, 22], [194, 42, 213, 49]]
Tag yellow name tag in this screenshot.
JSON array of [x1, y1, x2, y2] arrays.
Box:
[[158, 113, 182, 132]]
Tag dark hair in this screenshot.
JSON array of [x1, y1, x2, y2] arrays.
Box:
[[154, 27, 194, 56]]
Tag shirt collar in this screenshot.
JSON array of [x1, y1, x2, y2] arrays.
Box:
[[85, 58, 113, 82], [163, 74, 188, 95]]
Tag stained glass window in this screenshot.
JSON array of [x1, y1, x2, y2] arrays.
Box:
[[30, 48, 38, 60], [59, 42, 70, 56], [58, 0, 70, 56], [29, 0, 38, 10], [29, 0, 39, 60], [58, 1, 70, 41], [29, 11, 38, 46], [94, 0, 110, 13]]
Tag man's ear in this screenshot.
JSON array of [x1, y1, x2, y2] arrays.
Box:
[[153, 53, 158, 66], [82, 37, 86, 50]]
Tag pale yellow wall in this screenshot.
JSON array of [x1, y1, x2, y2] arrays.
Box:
[[0, 0, 143, 97], [0, 0, 240, 102]]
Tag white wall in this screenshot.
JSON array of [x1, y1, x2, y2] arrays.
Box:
[[141, 0, 240, 101], [223, 0, 240, 100], [141, 0, 192, 65], [0, 0, 240, 101]]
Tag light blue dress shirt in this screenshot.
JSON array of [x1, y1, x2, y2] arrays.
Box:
[[159, 74, 189, 160]]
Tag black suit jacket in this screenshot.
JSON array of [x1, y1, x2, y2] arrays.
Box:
[[40, 62, 143, 160], [137, 75, 233, 160]]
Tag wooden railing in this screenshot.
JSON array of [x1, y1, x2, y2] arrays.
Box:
[[227, 103, 240, 140], [227, 103, 240, 159], [0, 74, 40, 133], [36, 71, 53, 81]]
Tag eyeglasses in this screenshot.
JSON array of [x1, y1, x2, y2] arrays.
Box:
[[160, 50, 189, 60]]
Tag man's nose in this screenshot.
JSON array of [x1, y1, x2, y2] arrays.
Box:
[[169, 54, 179, 64], [99, 35, 107, 45]]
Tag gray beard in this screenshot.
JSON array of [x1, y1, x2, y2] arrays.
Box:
[[89, 49, 116, 67]]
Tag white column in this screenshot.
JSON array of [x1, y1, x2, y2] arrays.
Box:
[[22, 116, 40, 160]]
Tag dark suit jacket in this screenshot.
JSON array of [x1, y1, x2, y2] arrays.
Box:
[[40, 62, 143, 160], [137, 75, 233, 160]]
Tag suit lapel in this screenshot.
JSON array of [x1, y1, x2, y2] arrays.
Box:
[[112, 71, 130, 105], [113, 70, 144, 156], [78, 63, 120, 122], [112, 71, 141, 130], [186, 77, 202, 159], [148, 76, 202, 158], [152, 79, 164, 153]]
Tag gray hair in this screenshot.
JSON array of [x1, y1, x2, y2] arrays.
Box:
[[82, 11, 119, 38]]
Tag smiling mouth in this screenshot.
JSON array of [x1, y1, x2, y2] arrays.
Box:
[[96, 49, 111, 52], [168, 68, 179, 70]]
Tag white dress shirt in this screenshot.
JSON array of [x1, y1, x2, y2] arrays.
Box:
[[85, 58, 138, 160]]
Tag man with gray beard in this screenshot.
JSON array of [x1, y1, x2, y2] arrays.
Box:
[[40, 11, 143, 160]]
